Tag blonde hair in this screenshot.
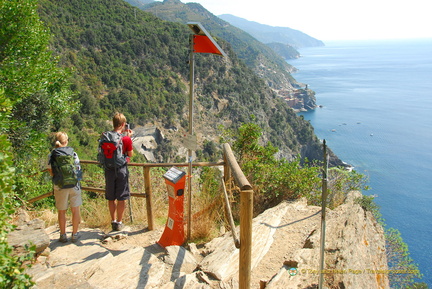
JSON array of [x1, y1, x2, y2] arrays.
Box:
[[53, 132, 68, 148], [113, 112, 126, 129]]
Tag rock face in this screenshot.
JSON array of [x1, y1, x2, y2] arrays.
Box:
[[132, 126, 164, 162], [25, 192, 389, 289], [264, 192, 389, 289]]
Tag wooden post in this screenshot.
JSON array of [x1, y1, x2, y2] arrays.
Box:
[[223, 150, 230, 184], [239, 189, 253, 289], [144, 166, 154, 231], [128, 198, 134, 223]]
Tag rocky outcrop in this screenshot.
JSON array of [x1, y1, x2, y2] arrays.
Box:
[[265, 192, 389, 289], [132, 126, 164, 162], [301, 140, 348, 168], [7, 209, 50, 256], [292, 88, 317, 111], [25, 192, 388, 289]]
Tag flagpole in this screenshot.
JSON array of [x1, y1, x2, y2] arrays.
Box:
[[187, 34, 195, 241], [185, 22, 226, 242]]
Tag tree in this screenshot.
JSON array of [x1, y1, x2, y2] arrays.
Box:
[[1, 0, 78, 200], [0, 0, 77, 286], [0, 0, 77, 155]]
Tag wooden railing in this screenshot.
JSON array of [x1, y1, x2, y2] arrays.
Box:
[[28, 143, 254, 289], [223, 143, 253, 289], [78, 160, 224, 230]]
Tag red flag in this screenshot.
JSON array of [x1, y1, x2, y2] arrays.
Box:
[[193, 35, 224, 55]]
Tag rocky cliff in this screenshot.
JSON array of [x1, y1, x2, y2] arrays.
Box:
[[22, 191, 388, 289]]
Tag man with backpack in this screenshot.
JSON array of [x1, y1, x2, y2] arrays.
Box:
[[48, 132, 82, 243], [98, 113, 134, 231]]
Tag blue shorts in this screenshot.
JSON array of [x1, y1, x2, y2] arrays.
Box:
[[104, 165, 130, 201]]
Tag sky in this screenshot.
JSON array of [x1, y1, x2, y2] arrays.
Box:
[[175, 0, 432, 41]]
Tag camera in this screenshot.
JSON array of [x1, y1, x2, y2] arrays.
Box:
[[125, 123, 130, 131]]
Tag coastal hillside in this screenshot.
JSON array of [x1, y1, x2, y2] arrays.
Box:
[[36, 0, 339, 164], [219, 14, 325, 49], [132, 0, 317, 111]]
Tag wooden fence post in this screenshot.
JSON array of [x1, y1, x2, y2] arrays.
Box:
[[223, 150, 230, 184], [144, 166, 154, 231], [239, 188, 253, 289], [223, 143, 253, 289]]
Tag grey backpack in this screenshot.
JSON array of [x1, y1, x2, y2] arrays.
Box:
[[98, 131, 127, 169]]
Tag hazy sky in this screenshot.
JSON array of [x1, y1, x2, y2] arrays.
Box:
[[179, 0, 432, 41]]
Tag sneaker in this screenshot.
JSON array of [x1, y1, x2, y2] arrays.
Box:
[[116, 222, 124, 231], [59, 234, 68, 243], [71, 232, 81, 242], [111, 221, 118, 231]]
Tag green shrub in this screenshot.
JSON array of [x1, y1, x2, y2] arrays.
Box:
[[386, 227, 423, 288], [231, 122, 320, 215], [354, 194, 380, 216], [0, 90, 35, 288]]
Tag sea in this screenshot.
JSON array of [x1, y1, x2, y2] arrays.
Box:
[[290, 38, 432, 286]]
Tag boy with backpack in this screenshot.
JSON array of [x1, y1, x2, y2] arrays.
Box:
[[98, 113, 134, 231], [48, 132, 82, 243]]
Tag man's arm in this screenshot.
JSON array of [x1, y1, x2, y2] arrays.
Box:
[[127, 149, 133, 158], [123, 135, 134, 158]]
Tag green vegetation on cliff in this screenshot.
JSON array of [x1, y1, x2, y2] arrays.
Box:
[[138, 0, 316, 108], [35, 0, 321, 163]]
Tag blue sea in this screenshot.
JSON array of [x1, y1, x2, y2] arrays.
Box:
[[291, 38, 432, 286]]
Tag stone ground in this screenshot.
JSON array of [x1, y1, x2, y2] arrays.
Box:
[[27, 194, 389, 289]]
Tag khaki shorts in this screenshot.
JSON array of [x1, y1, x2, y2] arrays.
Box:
[[54, 185, 82, 210]]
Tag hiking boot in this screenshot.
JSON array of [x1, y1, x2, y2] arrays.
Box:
[[71, 232, 81, 243], [59, 234, 68, 243]]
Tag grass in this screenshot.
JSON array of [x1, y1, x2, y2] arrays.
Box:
[[30, 165, 230, 244]]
